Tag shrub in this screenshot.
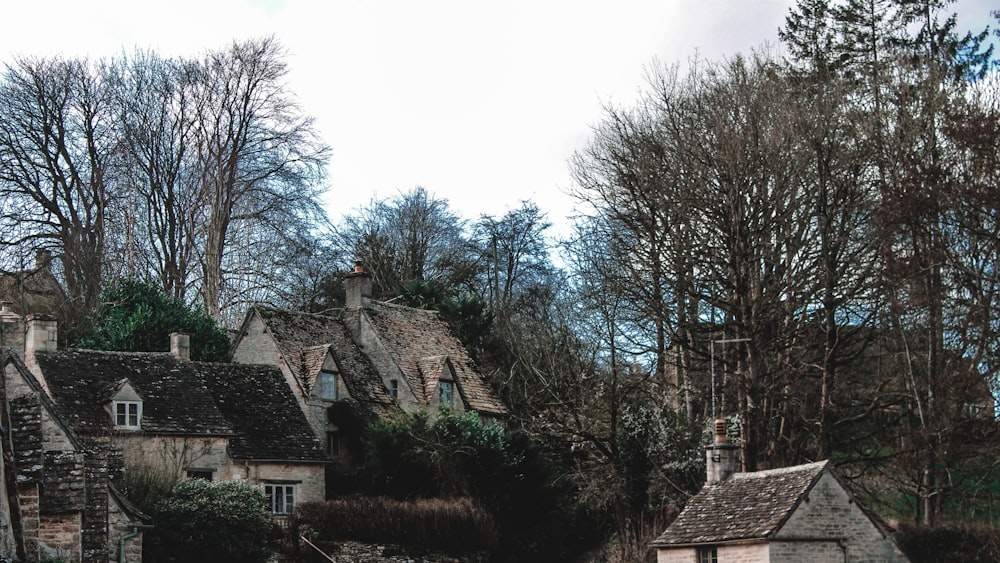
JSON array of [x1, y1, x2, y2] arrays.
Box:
[[293, 496, 498, 555], [145, 479, 278, 563], [362, 410, 522, 499], [896, 523, 1000, 563]]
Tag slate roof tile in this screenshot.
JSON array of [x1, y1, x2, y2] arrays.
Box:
[[197, 363, 327, 461], [33, 348, 328, 463], [33, 350, 233, 436], [653, 461, 829, 545], [364, 303, 507, 415], [254, 306, 397, 414]]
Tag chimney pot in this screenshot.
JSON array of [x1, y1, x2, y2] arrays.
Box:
[[345, 262, 373, 309], [706, 418, 739, 485], [25, 314, 58, 355], [170, 332, 191, 361], [714, 419, 728, 445]]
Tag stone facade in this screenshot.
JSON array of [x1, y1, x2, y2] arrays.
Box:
[[114, 434, 231, 482], [653, 465, 910, 563], [230, 268, 508, 474], [2, 354, 143, 563]]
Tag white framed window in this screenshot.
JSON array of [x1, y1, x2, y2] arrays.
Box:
[[264, 483, 296, 514], [439, 380, 454, 407], [113, 401, 141, 429], [318, 370, 338, 401], [698, 546, 718, 563]]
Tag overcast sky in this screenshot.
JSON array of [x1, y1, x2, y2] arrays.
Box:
[[1, 1, 995, 235]]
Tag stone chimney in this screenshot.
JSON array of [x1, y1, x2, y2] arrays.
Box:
[[706, 418, 739, 485], [25, 314, 58, 355], [0, 301, 25, 354], [170, 332, 191, 361], [344, 261, 372, 309]]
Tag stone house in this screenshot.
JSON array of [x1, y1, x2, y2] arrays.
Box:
[[2, 313, 327, 561], [0, 249, 67, 319], [3, 349, 147, 562], [652, 421, 910, 563], [230, 264, 508, 464]]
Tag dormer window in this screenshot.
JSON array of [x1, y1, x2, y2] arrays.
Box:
[[318, 370, 338, 401], [439, 380, 454, 408], [388, 379, 399, 399], [110, 380, 143, 430], [114, 401, 141, 430]]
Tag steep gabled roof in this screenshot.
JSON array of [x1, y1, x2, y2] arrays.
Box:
[[0, 251, 67, 317], [653, 461, 829, 546], [31, 349, 233, 436], [251, 306, 343, 389], [417, 354, 449, 401], [197, 363, 327, 462], [362, 302, 507, 416], [250, 306, 397, 418]]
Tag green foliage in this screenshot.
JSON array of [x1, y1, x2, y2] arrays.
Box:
[[146, 479, 278, 563], [896, 523, 1000, 563], [74, 278, 231, 361], [363, 410, 519, 499], [362, 411, 581, 561]]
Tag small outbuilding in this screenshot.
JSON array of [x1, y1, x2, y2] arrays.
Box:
[[652, 420, 910, 563]]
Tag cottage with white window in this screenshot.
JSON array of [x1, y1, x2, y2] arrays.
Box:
[[5, 317, 328, 525]]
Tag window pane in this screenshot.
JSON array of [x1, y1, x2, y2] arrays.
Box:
[[264, 485, 295, 514], [319, 372, 337, 400], [439, 381, 453, 406], [115, 402, 140, 428]]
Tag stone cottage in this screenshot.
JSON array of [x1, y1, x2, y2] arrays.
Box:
[[652, 420, 910, 563], [0, 249, 67, 320], [2, 313, 328, 562], [230, 263, 508, 464], [3, 348, 147, 563]]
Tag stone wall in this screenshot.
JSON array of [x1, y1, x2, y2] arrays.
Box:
[[657, 543, 770, 563], [243, 462, 326, 506], [108, 495, 142, 563], [777, 472, 909, 562], [115, 434, 231, 481], [38, 512, 81, 562], [18, 484, 40, 560]]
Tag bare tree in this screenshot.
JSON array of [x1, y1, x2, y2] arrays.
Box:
[[111, 51, 201, 300], [471, 201, 552, 320], [333, 187, 474, 300], [0, 56, 117, 311], [190, 36, 330, 320]]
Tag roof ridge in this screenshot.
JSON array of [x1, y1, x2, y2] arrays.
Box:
[[255, 304, 341, 319], [731, 459, 828, 479], [372, 301, 439, 315], [60, 348, 174, 358]]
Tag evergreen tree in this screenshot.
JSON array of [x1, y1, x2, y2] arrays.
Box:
[[74, 278, 231, 362]]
